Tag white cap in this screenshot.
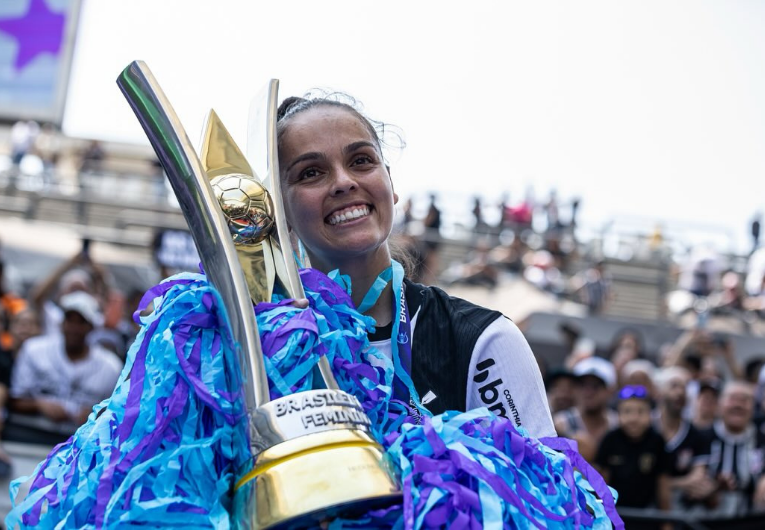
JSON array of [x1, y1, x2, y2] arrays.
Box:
[[59, 291, 103, 328], [573, 356, 617, 388]]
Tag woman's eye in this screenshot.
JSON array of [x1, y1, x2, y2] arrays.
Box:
[[299, 168, 321, 180], [351, 155, 374, 166]]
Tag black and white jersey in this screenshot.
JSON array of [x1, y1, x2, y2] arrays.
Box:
[[653, 413, 712, 476], [368, 279, 555, 439], [706, 420, 765, 491]]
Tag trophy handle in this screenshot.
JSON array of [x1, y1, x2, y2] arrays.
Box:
[[247, 81, 304, 299], [248, 81, 340, 391], [117, 61, 271, 408]]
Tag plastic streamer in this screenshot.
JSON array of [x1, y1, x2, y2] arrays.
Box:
[[6, 269, 622, 529], [6, 273, 250, 529]]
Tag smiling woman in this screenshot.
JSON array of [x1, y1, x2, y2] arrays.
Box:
[[275, 93, 556, 438]]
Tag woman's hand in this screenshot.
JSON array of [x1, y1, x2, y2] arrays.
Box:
[[290, 298, 309, 309]]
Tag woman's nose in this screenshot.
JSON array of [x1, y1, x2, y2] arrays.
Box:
[[331, 168, 357, 195]]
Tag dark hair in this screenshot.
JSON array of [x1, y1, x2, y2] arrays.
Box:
[[388, 234, 422, 280], [745, 357, 765, 382], [276, 91, 404, 164]]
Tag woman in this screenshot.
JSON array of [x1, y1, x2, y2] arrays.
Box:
[[276, 95, 555, 439]]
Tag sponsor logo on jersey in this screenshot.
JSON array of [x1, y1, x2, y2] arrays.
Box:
[[473, 357, 522, 427], [421, 390, 437, 405]]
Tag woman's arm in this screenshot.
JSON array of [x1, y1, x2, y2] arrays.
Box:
[[465, 317, 556, 439]]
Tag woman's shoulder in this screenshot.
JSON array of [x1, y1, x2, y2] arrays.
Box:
[[404, 279, 503, 330]]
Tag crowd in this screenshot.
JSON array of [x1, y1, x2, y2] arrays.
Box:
[[398, 190, 583, 293], [397, 191, 765, 520], [403, 192, 765, 330], [2, 119, 166, 201], [0, 244, 141, 474], [545, 324, 765, 519]]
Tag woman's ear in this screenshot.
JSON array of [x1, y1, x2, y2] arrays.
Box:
[[387, 165, 399, 204]]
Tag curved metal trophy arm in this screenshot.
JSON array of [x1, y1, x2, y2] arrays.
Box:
[[248, 81, 340, 391], [116, 60, 270, 408]]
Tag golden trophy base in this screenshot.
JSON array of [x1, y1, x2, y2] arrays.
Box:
[[234, 429, 401, 529]]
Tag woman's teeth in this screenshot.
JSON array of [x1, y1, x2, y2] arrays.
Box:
[[328, 206, 370, 225]]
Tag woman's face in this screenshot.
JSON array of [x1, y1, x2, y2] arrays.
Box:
[[279, 106, 397, 270]]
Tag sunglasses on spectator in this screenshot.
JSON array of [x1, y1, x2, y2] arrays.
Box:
[[618, 385, 649, 400]]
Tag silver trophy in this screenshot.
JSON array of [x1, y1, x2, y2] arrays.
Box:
[[117, 62, 400, 529]]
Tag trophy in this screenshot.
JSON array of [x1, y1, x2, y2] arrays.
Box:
[[117, 62, 400, 529]]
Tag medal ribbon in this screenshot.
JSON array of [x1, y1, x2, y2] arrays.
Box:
[[358, 260, 429, 420]]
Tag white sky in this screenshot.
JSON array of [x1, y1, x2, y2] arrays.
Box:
[[62, 0, 765, 255]]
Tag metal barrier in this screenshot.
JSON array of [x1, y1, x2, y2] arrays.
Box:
[[617, 507, 765, 530]]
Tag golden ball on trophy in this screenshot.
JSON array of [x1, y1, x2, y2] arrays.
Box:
[[211, 174, 275, 244]]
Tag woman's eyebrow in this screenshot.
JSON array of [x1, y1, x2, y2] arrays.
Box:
[[286, 152, 324, 173], [343, 141, 377, 155]]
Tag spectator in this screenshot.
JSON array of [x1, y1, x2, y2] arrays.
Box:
[[679, 245, 722, 298], [489, 235, 527, 274], [0, 308, 42, 476], [744, 248, 765, 318], [29, 247, 109, 337], [9, 292, 122, 443], [607, 328, 644, 383], [751, 213, 761, 256], [745, 247, 765, 297], [747, 357, 765, 386], [595, 385, 672, 519], [653, 367, 716, 508], [471, 196, 486, 233], [423, 193, 442, 240], [693, 378, 721, 430], [8, 119, 39, 184], [621, 359, 657, 400], [421, 193, 442, 285], [570, 197, 581, 228], [545, 368, 577, 415], [543, 189, 560, 231], [443, 239, 498, 289], [523, 249, 564, 295], [756, 363, 765, 422], [706, 381, 765, 516], [557, 321, 582, 356], [709, 271, 746, 316], [0, 259, 27, 353], [401, 197, 414, 230], [497, 193, 510, 231], [80, 140, 105, 174], [507, 197, 534, 234], [572, 260, 612, 315], [32, 123, 60, 190], [554, 356, 618, 462], [664, 329, 744, 398]]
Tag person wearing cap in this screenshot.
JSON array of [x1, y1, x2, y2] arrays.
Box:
[[8, 291, 122, 443], [553, 356, 619, 462], [29, 247, 108, 337], [595, 385, 672, 523]]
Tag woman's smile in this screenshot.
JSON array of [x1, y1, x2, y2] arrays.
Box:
[[326, 204, 372, 226]]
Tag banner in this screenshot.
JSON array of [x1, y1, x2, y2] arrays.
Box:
[[0, 0, 81, 124]]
